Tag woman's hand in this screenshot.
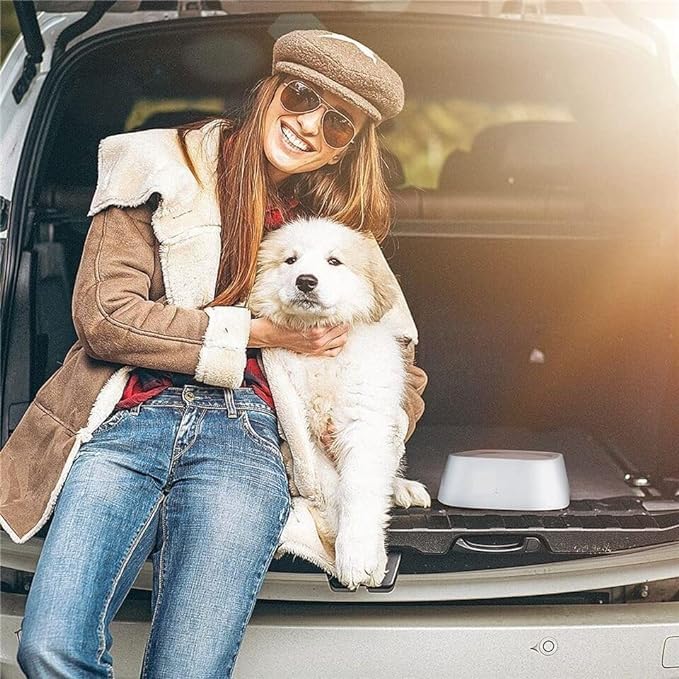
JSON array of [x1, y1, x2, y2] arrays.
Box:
[[248, 318, 350, 357]]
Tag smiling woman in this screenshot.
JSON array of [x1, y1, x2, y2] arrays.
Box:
[[173, 29, 405, 314], [9, 27, 427, 679]]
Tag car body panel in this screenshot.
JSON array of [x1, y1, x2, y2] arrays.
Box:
[[3, 592, 679, 678]]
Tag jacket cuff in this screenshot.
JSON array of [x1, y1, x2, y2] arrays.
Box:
[[194, 306, 251, 388]]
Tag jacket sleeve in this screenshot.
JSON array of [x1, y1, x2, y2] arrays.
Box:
[[71, 205, 250, 387]]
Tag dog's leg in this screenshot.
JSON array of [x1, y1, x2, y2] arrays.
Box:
[[333, 423, 398, 590]]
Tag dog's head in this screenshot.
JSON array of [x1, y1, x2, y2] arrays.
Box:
[[249, 217, 396, 328]]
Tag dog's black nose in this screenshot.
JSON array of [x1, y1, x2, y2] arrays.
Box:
[[296, 274, 318, 293]]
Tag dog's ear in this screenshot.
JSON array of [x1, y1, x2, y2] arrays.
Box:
[[366, 244, 398, 323]]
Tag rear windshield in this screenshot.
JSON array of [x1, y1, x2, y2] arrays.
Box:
[[39, 14, 678, 223]]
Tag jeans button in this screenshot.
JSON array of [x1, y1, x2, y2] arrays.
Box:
[[185, 391, 195, 401]]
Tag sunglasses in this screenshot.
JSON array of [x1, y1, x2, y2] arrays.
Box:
[[279, 79, 357, 149]]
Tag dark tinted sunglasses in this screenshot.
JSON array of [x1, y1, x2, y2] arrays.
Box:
[[279, 80, 357, 149]]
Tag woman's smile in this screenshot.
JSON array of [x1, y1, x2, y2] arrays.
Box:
[[280, 121, 316, 153]]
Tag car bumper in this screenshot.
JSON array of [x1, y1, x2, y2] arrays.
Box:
[[5, 533, 679, 603], [3, 592, 679, 679]]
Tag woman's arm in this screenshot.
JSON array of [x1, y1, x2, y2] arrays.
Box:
[[72, 205, 250, 388]]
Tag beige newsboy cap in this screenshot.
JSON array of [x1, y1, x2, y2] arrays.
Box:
[[272, 30, 404, 124]]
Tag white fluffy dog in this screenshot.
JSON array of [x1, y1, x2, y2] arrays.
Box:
[[249, 217, 430, 590]]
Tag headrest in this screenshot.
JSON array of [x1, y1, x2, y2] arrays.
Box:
[[440, 121, 585, 192]]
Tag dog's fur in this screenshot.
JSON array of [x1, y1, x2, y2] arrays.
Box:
[[250, 217, 430, 589]]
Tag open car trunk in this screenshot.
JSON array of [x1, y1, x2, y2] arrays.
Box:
[[375, 220, 679, 572], [3, 9, 679, 586]]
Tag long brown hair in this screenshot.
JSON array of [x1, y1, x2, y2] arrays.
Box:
[[178, 74, 393, 308]]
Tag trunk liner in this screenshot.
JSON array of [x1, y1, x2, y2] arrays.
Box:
[[271, 425, 679, 575], [385, 425, 679, 556], [404, 425, 634, 500]]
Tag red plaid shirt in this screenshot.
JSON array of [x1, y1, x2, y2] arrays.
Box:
[[114, 197, 300, 412]]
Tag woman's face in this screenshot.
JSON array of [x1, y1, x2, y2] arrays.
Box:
[[263, 78, 368, 185]]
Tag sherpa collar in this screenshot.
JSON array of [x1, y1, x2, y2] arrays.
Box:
[[88, 120, 225, 310], [89, 119, 222, 222]]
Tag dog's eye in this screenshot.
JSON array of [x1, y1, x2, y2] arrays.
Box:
[[285, 256, 297, 265], [327, 257, 342, 266]]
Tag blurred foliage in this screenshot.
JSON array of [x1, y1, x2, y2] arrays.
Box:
[[1, 1, 19, 64], [381, 99, 572, 188]]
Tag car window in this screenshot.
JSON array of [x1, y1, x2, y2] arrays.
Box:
[[125, 98, 225, 131], [33, 16, 676, 229], [382, 98, 573, 189]]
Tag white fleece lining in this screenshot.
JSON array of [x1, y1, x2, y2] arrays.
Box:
[[88, 129, 198, 219], [260, 348, 321, 501], [275, 498, 337, 577], [194, 306, 251, 388], [275, 539, 336, 578], [3, 365, 133, 544], [157, 227, 222, 310]]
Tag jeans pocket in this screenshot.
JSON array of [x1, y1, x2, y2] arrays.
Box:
[[238, 410, 282, 458], [91, 406, 137, 437]]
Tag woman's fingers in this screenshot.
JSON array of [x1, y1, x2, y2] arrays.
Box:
[[270, 322, 350, 355], [305, 323, 350, 354], [305, 323, 348, 343]]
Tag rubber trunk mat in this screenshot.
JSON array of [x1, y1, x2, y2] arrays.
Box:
[[386, 426, 679, 556], [403, 425, 635, 500]]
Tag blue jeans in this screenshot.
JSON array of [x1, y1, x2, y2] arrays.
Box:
[[17, 385, 291, 678]]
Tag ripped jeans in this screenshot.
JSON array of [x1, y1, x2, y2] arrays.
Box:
[[17, 385, 291, 679]]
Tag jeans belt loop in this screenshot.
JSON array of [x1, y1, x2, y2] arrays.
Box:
[[223, 389, 238, 418]]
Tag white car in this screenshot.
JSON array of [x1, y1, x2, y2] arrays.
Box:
[[2, 2, 679, 677]]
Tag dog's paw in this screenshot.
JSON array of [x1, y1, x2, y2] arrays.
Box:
[[334, 533, 388, 590], [392, 477, 431, 509]]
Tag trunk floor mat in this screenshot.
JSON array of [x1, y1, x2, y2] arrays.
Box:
[[404, 425, 635, 500], [388, 425, 679, 555]]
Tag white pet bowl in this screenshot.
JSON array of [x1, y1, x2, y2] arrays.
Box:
[[437, 450, 570, 511]]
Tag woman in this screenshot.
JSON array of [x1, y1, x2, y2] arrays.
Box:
[[9, 30, 426, 677]]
